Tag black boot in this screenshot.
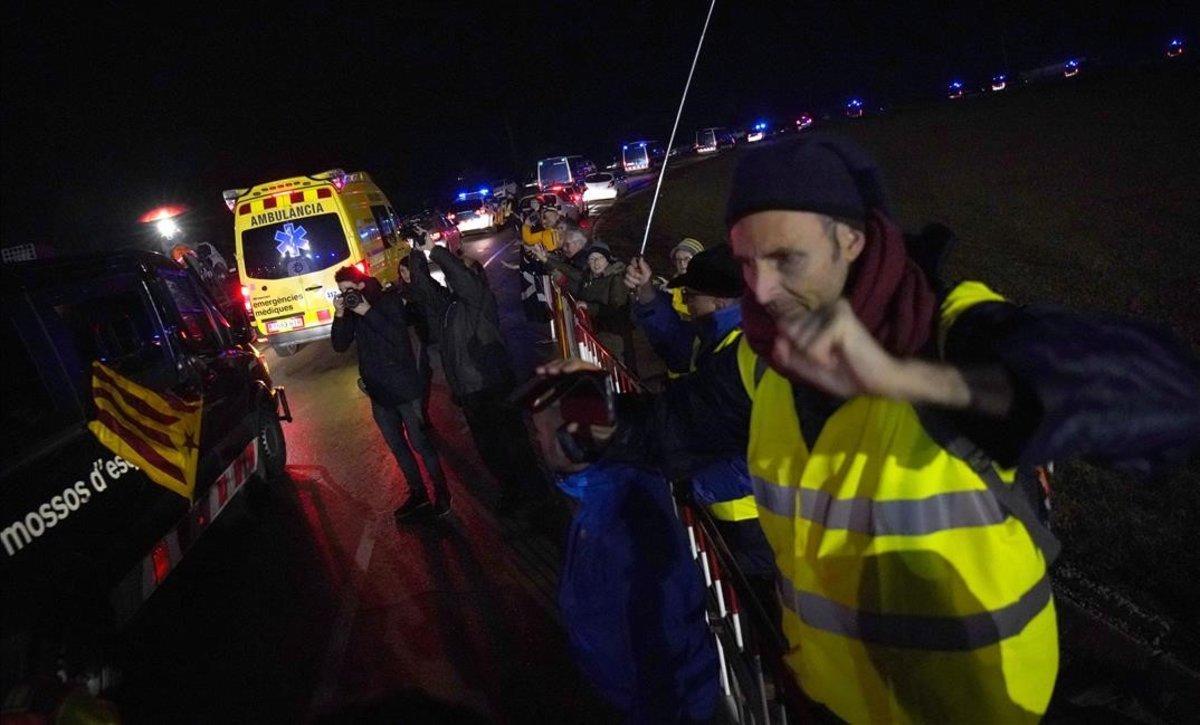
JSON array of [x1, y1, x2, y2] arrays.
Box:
[[394, 492, 432, 523], [429, 478, 452, 519]]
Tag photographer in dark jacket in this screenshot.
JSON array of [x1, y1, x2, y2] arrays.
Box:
[[331, 265, 450, 521], [406, 235, 546, 511]]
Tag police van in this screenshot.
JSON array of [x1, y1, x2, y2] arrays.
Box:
[[620, 140, 665, 174], [0, 251, 290, 700], [536, 155, 596, 193], [224, 168, 408, 356]]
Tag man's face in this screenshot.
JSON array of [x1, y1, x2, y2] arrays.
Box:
[[543, 210, 560, 226], [730, 210, 863, 324], [337, 280, 366, 294], [683, 289, 721, 319], [673, 250, 694, 275], [587, 253, 610, 275], [564, 238, 586, 257]]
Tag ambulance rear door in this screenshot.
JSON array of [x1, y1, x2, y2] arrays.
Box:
[[239, 208, 351, 336]]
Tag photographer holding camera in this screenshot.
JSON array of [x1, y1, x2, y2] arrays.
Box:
[[404, 227, 547, 514], [331, 265, 451, 521]]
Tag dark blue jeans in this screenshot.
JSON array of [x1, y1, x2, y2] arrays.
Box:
[[371, 399, 449, 502]]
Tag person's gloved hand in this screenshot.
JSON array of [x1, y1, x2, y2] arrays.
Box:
[[525, 360, 615, 472], [624, 257, 656, 304]]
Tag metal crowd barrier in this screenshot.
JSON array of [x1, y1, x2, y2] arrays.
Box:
[[543, 277, 808, 723], [546, 276, 641, 393]]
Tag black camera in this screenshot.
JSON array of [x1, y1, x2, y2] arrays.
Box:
[[341, 288, 364, 310]]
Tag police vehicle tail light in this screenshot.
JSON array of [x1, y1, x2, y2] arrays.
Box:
[[152, 540, 171, 585], [353, 259, 371, 275]]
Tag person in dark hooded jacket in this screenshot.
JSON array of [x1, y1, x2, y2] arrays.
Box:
[[330, 265, 450, 521], [406, 236, 547, 510]]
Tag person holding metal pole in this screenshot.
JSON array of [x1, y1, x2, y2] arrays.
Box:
[[406, 232, 548, 514], [536, 135, 1200, 721]]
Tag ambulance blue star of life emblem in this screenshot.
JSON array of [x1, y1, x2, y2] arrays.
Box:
[[274, 223, 309, 257]]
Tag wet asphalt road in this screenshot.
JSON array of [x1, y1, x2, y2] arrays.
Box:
[[108, 227, 617, 723]]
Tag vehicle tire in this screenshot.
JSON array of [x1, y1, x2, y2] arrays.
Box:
[[273, 342, 299, 357], [255, 405, 287, 482]]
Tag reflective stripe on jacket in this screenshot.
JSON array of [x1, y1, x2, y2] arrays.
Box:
[[737, 281, 1056, 723]]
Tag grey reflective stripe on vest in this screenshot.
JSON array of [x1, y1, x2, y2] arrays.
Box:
[[915, 408, 1062, 564], [777, 572, 1053, 651], [752, 476, 1007, 535]]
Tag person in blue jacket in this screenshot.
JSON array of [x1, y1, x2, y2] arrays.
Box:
[[625, 244, 776, 599]]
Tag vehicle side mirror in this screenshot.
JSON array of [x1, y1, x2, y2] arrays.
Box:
[[176, 354, 205, 385], [232, 325, 257, 346]]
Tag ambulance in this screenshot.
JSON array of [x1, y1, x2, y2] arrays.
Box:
[[223, 169, 408, 356]]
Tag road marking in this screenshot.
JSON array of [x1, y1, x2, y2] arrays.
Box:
[[307, 511, 386, 719], [483, 238, 519, 268]]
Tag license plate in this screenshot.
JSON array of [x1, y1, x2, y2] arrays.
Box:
[[266, 315, 304, 333]]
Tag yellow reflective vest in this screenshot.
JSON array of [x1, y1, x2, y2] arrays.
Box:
[[737, 281, 1056, 723], [521, 223, 561, 252], [671, 286, 690, 319], [702, 328, 758, 522]]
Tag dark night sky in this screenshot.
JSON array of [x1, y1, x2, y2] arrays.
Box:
[[2, 1, 1194, 253]]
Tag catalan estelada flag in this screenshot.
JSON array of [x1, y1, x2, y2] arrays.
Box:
[[87, 361, 203, 501]]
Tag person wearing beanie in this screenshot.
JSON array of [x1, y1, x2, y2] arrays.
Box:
[[538, 133, 1200, 722], [668, 237, 706, 318], [670, 237, 705, 274], [532, 238, 634, 365]]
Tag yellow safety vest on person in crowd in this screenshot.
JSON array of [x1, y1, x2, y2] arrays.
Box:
[[696, 328, 759, 523], [671, 286, 690, 320], [522, 223, 561, 252], [737, 281, 1056, 723]]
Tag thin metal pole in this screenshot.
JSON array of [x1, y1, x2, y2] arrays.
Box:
[[638, 0, 718, 256]]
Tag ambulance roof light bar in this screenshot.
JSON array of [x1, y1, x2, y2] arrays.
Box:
[[222, 188, 249, 211], [312, 168, 348, 190]]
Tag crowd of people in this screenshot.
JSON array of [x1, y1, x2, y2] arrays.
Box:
[[329, 133, 1200, 722]]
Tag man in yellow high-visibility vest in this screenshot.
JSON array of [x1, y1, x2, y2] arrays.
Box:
[[538, 134, 1200, 722]]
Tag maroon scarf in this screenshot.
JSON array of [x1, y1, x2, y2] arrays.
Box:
[[846, 209, 936, 357], [742, 209, 936, 360]]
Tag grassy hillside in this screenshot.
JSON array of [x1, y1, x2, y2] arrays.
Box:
[[595, 63, 1200, 632]]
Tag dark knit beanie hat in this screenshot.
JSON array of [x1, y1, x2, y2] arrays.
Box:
[[725, 134, 888, 228]]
